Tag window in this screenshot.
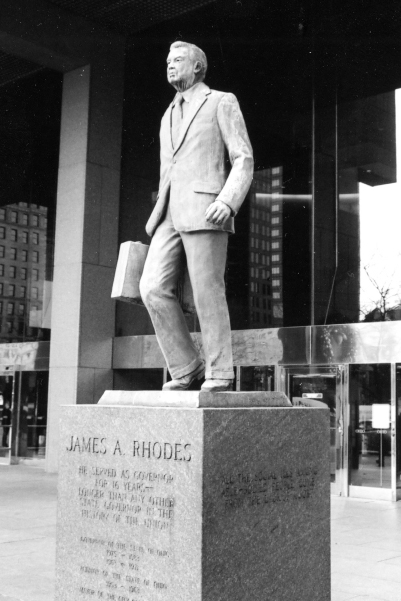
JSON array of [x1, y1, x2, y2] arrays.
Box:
[[32, 232, 39, 245], [8, 285, 14, 297], [32, 269, 39, 281], [0, 247, 4, 259], [272, 241, 280, 250], [0, 284, 3, 295], [272, 279, 280, 287], [10, 211, 17, 223], [20, 268, 27, 280], [6, 321, 12, 333], [22, 231, 28, 244], [10, 248, 17, 260], [31, 214, 39, 227], [21, 250, 28, 262], [19, 286, 26, 298], [0, 209, 5, 220], [0, 265, 4, 277], [21, 213, 28, 226], [272, 254, 280, 262], [7, 303, 13, 315], [18, 304, 24, 316], [0, 302, 2, 314], [273, 292, 281, 299], [272, 204, 280, 212], [10, 229, 17, 242], [9, 266, 16, 278], [41, 217, 47, 228], [31, 287, 38, 300], [0, 227, 5, 239], [32, 251, 39, 263], [272, 267, 280, 274], [271, 217, 280, 225], [272, 229, 280, 237], [272, 167, 281, 175], [272, 178, 280, 187]]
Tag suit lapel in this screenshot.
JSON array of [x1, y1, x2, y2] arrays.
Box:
[[173, 86, 210, 154]]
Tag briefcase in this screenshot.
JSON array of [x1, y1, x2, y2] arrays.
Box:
[[111, 241, 195, 315]]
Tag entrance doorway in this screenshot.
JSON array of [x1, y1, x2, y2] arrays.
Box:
[[348, 364, 394, 501], [278, 365, 347, 496], [280, 363, 399, 501]]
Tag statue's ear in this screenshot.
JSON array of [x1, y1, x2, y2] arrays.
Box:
[[194, 61, 201, 74]]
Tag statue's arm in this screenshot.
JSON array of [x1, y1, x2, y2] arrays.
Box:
[[215, 93, 254, 216]]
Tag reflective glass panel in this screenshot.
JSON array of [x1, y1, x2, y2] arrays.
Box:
[[0, 372, 13, 459], [318, 87, 401, 325], [16, 371, 48, 459], [0, 70, 61, 342], [240, 366, 275, 392], [288, 374, 338, 484], [396, 364, 401, 495], [349, 364, 391, 488]]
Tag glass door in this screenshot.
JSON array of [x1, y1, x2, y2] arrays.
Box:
[[0, 367, 15, 464], [349, 364, 394, 501], [279, 365, 347, 496]]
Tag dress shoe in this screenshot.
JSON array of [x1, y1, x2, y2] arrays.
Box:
[[162, 364, 205, 391], [201, 378, 233, 392]]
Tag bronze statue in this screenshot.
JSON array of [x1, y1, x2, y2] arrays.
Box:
[[140, 41, 253, 392]]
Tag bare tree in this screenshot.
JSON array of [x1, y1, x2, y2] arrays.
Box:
[[360, 254, 401, 321]]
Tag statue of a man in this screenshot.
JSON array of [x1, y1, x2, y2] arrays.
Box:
[[140, 41, 253, 392]]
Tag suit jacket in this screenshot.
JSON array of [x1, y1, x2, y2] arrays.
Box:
[[145, 82, 254, 237]]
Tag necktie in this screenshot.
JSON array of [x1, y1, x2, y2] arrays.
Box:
[[172, 94, 184, 148]]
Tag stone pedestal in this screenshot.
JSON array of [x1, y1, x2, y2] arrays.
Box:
[[55, 392, 330, 601]]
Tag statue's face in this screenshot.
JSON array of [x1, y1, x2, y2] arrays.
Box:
[[167, 47, 197, 90]]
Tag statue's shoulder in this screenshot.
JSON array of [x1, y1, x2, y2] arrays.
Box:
[[208, 88, 238, 104]]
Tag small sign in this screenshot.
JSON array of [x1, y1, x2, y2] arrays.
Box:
[[302, 393, 323, 399], [372, 404, 390, 429]]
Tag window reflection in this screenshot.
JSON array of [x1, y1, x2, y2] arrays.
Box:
[[323, 88, 401, 325], [0, 70, 61, 342]]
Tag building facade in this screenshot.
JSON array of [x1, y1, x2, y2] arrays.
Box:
[[0, 0, 400, 502]]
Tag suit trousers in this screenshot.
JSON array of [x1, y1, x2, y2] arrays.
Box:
[[140, 205, 234, 380]]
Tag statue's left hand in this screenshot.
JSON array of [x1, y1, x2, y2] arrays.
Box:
[[205, 200, 232, 225]]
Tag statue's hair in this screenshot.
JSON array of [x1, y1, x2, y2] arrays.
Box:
[[170, 41, 208, 81]]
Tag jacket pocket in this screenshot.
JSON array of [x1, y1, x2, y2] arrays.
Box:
[[192, 181, 222, 194]]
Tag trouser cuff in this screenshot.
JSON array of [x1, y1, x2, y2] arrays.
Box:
[[169, 357, 204, 380]]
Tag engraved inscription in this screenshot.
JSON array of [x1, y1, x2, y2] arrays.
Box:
[[75, 462, 174, 600], [221, 464, 319, 511], [66, 437, 192, 462]]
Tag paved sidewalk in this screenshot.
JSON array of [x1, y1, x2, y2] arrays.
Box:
[[0, 464, 400, 601], [0, 465, 57, 601], [331, 495, 401, 601]]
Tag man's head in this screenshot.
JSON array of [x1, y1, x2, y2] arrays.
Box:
[[167, 41, 208, 92]]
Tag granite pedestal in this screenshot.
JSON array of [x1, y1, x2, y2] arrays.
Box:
[[56, 391, 330, 601]]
